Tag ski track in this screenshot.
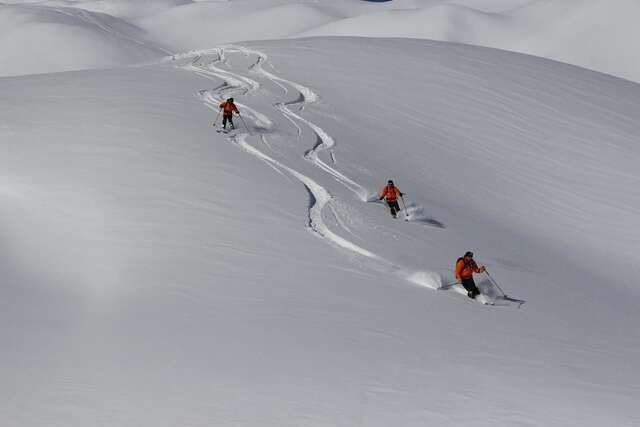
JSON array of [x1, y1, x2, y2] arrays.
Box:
[[176, 46, 517, 307], [233, 134, 380, 260], [180, 49, 380, 260], [229, 46, 369, 202]]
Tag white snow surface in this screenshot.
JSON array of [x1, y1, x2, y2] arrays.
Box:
[[0, 3, 168, 77], [300, 0, 640, 83], [3, 0, 640, 82], [1, 36, 639, 426]]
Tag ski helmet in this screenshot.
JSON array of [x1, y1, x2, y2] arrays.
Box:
[[464, 251, 474, 258], [227, 97, 234, 103], [388, 179, 394, 185]]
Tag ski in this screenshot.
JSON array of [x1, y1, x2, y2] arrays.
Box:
[[496, 295, 525, 308], [216, 128, 236, 135]]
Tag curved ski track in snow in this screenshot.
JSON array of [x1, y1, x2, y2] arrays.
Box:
[[181, 49, 380, 261], [177, 46, 516, 306], [233, 133, 379, 259], [229, 46, 369, 202]]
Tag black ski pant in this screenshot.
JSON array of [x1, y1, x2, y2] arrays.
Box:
[[461, 278, 480, 299], [222, 114, 234, 129], [386, 200, 400, 217]]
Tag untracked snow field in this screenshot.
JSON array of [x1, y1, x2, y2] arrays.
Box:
[[1, 35, 639, 426]]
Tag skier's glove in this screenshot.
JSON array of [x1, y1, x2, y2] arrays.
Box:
[[479, 266, 486, 273]]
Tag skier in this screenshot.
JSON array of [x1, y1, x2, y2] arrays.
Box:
[[219, 97, 240, 130], [378, 180, 404, 218], [455, 251, 486, 299]]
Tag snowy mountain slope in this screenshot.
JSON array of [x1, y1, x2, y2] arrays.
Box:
[[118, 0, 640, 83], [300, 0, 640, 83], [2, 37, 639, 426], [187, 37, 640, 291], [0, 3, 167, 77], [43, 0, 192, 20], [137, 1, 344, 52], [4, 0, 640, 84]]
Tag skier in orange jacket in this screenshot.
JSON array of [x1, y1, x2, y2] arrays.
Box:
[[219, 98, 239, 130], [378, 180, 404, 218], [455, 251, 486, 299]]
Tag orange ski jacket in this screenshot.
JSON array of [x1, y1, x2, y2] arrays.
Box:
[[379, 185, 402, 202], [219, 101, 239, 115], [455, 257, 481, 280]]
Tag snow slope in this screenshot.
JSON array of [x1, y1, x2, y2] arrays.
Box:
[[0, 3, 167, 77], [1, 37, 639, 426], [137, 1, 343, 52], [302, 0, 640, 83], [4, 0, 640, 83]]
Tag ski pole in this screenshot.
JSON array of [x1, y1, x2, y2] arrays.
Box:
[[239, 114, 251, 135], [212, 109, 222, 127], [441, 282, 459, 290], [400, 195, 409, 220], [484, 269, 507, 297]]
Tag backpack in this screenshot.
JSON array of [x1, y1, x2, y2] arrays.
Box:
[[455, 257, 465, 279]]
